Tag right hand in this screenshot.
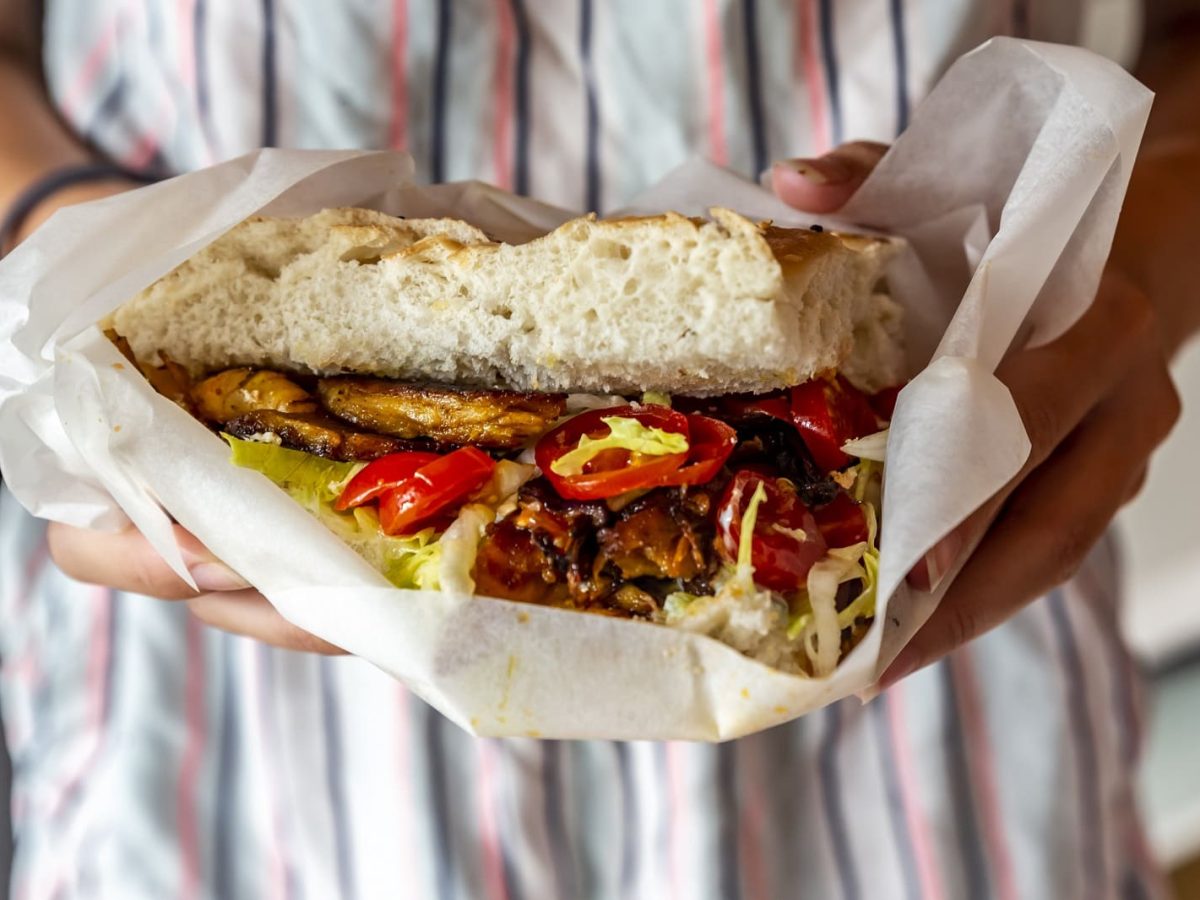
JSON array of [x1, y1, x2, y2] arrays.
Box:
[[47, 521, 346, 654]]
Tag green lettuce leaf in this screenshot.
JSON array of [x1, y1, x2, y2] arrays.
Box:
[[224, 435, 443, 590]]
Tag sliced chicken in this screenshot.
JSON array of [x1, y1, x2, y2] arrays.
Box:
[[317, 377, 566, 450], [225, 410, 438, 461], [192, 368, 318, 424]]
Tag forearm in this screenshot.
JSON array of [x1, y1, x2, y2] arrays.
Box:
[[0, 19, 133, 245], [1110, 15, 1200, 357]]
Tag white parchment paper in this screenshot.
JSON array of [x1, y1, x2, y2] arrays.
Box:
[[0, 39, 1151, 740]]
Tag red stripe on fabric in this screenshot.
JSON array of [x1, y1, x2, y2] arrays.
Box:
[[60, 17, 121, 123], [491, 0, 516, 190], [177, 0, 197, 86], [700, 0, 728, 166], [477, 741, 510, 900], [666, 743, 686, 900], [736, 741, 770, 900], [389, 0, 409, 149], [949, 652, 1020, 900], [886, 684, 947, 900], [177, 616, 206, 900], [249, 645, 287, 900], [794, 0, 830, 154], [49, 587, 113, 820]]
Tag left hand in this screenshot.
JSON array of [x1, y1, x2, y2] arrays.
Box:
[[771, 145, 1182, 687]]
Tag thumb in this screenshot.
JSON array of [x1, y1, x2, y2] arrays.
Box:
[[770, 141, 889, 214]]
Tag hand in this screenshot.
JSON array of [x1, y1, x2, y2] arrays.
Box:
[[771, 144, 1182, 687], [47, 521, 345, 654]]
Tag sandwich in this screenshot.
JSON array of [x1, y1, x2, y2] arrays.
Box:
[[106, 206, 904, 676]]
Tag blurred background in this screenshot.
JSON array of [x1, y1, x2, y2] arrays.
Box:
[[1122, 338, 1200, 897]]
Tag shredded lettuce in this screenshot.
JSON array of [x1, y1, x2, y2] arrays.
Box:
[[549, 415, 688, 477], [225, 435, 443, 590], [786, 500, 882, 675], [841, 428, 889, 462], [737, 481, 768, 574]]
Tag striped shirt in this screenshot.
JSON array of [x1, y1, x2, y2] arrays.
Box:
[[1, 1, 1163, 897]]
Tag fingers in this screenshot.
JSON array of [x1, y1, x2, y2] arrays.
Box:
[[884, 354, 1180, 687], [906, 274, 1161, 593], [770, 141, 889, 213], [48, 522, 249, 600], [188, 591, 346, 655]]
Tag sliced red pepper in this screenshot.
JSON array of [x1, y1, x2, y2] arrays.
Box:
[[719, 391, 792, 423], [659, 414, 737, 487], [715, 469, 828, 593], [334, 451, 441, 511], [789, 376, 879, 473], [535, 406, 690, 500], [812, 491, 869, 548], [377, 446, 496, 536]]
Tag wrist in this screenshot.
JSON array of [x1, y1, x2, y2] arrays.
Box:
[[14, 177, 138, 244], [1110, 140, 1200, 357], [1, 163, 156, 255]]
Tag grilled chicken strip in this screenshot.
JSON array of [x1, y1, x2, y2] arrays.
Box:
[[318, 377, 567, 450], [226, 410, 439, 462], [192, 368, 318, 424]]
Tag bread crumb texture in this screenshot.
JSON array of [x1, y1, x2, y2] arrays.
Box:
[[113, 206, 902, 396]]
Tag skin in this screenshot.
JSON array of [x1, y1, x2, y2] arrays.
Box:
[[6, 3, 1199, 664]]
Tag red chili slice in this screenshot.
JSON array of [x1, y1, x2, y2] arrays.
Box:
[[658, 413, 737, 487], [334, 451, 442, 511], [377, 446, 496, 536], [715, 469, 828, 593], [812, 491, 869, 548], [789, 376, 879, 473], [535, 405, 690, 500]]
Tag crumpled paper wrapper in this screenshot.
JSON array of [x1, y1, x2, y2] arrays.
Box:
[[0, 38, 1151, 740]]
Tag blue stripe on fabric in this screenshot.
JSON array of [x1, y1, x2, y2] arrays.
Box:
[[260, 0, 278, 146], [80, 73, 128, 149], [819, 702, 860, 900], [424, 707, 455, 900], [430, 0, 453, 182], [1048, 591, 1106, 900], [817, 0, 843, 145], [579, 0, 601, 212], [510, 0, 531, 195], [888, 0, 909, 135], [740, 0, 768, 177], [939, 661, 991, 900], [716, 741, 742, 900], [213, 634, 239, 900], [194, 0, 213, 156], [542, 742, 573, 899], [869, 696, 922, 900], [318, 659, 356, 900], [613, 743, 639, 896]]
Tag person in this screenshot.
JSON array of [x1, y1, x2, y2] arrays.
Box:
[[1, 0, 1197, 896]]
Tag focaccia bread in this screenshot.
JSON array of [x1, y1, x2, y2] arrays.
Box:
[[111, 207, 904, 396]]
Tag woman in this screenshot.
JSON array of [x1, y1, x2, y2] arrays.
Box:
[[1, 1, 1196, 897]]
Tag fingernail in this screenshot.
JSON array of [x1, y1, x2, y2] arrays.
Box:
[[924, 530, 965, 593], [774, 157, 851, 186], [190, 562, 250, 592]]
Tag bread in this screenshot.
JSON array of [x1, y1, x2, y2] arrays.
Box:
[[111, 206, 903, 396]]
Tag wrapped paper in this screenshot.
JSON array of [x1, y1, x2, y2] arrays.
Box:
[[0, 39, 1151, 740]]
